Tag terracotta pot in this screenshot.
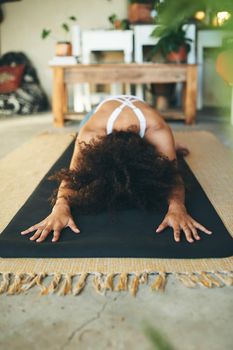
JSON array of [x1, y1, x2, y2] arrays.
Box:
[[166, 46, 187, 63], [128, 3, 152, 24], [55, 42, 72, 56], [114, 19, 122, 30]]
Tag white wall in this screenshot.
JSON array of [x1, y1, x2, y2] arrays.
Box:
[[1, 0, 127, 100], [1, 0, 230, 108]]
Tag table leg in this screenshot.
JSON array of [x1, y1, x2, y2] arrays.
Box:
[[52, 67, 66, 127], [184, 65, 198, 124]]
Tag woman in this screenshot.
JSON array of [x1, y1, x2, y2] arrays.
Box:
[[21, 95, 212, 243]]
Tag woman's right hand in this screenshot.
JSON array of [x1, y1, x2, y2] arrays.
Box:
[[20, 203, 80, 243]]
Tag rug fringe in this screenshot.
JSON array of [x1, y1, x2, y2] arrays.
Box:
[[41, 273, 62, 295], [0, 273, 10, 294], [151, 272, 167, 292], [73, 273, 89, 296], [175, 272, 232, 288], [7, 274, 24, 295], [130, 274, 140, 297], [215, 272, 233, 286], [58, 274, 72, 296], [116, 273, 128, 291], [139, 272, 148, 284], [104, 273, 115, 291], [0, 271, 232, 296], [93, 273, 106, 295]]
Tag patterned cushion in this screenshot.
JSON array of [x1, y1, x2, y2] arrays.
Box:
[[0, 64, 25, 93]]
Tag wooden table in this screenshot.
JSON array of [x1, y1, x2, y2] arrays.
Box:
[[51, 63, 198, 127]]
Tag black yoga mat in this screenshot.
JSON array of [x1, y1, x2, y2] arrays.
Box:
[[0, 142, 233, 259]]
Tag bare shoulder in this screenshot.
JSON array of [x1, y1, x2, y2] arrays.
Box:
[[143, 108, 176, 159], [77, 123, 105, 144], [143, 105, 170, 133]]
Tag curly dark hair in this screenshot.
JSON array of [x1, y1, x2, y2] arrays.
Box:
[[50, 129, 182, 214]]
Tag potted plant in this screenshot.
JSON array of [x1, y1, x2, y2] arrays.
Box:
[[41, 16, 77, 56], [108, 14, 130, 30], [150, 25, 192, 63], [128, 0, 155, 24]]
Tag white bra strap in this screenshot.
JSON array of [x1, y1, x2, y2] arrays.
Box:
[[95, 97, 126, 112], [107, 104, 146, 137], [95, 95, 146, 137], [106, 106, 123, 135], [133, 107, 146, 138], [95, 95, 144, 112]]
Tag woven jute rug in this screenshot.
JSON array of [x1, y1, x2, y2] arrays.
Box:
[[0, 131, 232, 296]]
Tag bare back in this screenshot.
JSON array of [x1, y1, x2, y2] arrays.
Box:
[[80, 98, 166, 138]]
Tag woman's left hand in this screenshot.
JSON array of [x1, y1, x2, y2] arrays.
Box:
[[155, 204, 212, 243]]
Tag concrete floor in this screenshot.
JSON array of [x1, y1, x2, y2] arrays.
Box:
[[0, 110, 233, 350]]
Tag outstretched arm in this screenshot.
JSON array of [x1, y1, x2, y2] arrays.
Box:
[[146, 122, 212, 243], [21, 128, 98, 243]]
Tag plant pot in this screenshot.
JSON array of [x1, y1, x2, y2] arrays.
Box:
[[128, 3, 152, 24], [114, 19, 122, 30], [166, 46, 188, 63], [55, 42, 72, 56]]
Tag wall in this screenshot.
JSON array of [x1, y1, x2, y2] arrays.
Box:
[[1, 0, 127, 100], [1, 0, 230, 107]]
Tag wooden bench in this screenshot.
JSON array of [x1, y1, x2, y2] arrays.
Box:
[[51, 63, 198, 127]]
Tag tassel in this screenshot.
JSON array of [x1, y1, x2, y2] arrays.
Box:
[[104, 273, 115, 291], [201, 272, 223, 288], [21, 274, 36, 285], [41, 273, 62, 295], [197, 273, 213, 288], [93, 273, 105, 295], [7, 274, 24, 295], [190, 273, 212, 288], [130, 274, 140, 297], [151, 272, 167, 292], [19, 274, 38, 293], [0, 273, 11, 294], [73, 273, 88, 296], [34, 274, 47, 295], [20, 273, 47, 294], [139, 272, 148, 284], [21, 274, 38, 292], [215, 272, 233, 286], [176, 273, 197, 288], [58, 274, 72, 296], [116, 273, 128, 291]]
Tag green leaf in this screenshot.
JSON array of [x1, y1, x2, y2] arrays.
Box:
[[108, 14, 117, 24], [41, 29, 51, 39], [69, 16, 77, 21], [62, 23, 69, 32], [120, 19, 130, 30], [144, 326, 175, 350]]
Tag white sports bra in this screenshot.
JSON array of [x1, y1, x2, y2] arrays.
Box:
[[95, 95, 147, 138]]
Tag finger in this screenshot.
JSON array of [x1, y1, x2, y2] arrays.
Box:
[[52, 230, 61, 242], [188, 224, 201, 240], [156, 220, 168, 233], [30, 228, 44, 241], [21, 223, 43, 235], [36, 227, 51, 243], [173, 226, 181, 242], [68, 220, 80, 234], [192, 220, 212, 234], [182, 225, 194, 243]]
